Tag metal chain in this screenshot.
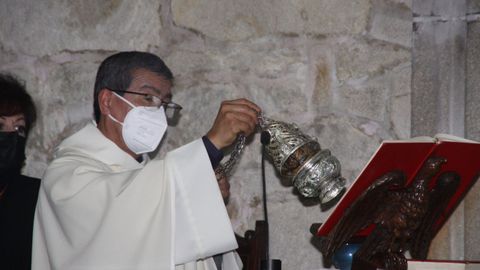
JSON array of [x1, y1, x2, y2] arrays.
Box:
[[215, 134, 246, 177], [215, 113, 265, 178]]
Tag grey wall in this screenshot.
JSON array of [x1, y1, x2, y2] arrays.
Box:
[[465, 0, 480, 261], [412, 0, 480, 261]]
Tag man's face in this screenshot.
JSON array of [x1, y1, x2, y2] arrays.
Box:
[[109, 68, 173, 123], [102, 68, 173, 157]]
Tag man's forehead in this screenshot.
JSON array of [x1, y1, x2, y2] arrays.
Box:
[[138, 85, 172, 99], [130, 69, 173, 95]]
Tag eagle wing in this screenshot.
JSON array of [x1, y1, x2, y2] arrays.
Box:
[[409, 171, 460, 259], [320, 170, 407, 266]]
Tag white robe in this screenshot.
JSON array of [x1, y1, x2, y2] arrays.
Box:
[[32, 123, 242, 270]]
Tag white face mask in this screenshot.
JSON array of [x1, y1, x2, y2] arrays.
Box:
[[109, 92, 168, 155]]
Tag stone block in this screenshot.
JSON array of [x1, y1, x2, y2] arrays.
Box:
[[165, 38, 310, 121], [165, 50, 220, 80], [335, 76, 389, 123], [411, 23, 438, 136], [0, 0, 162, 56], [412, 20, 467, 137], [390, 64, 412, 139], [171, 0, 370, 41], [391, 93, 411, 140], [309, 45, 336, 110], [466, 21, 480, 141], [412, 18, 468, 261], [467, 0, 480, 14], [161, 84, 236, 150], [335, 38, 410, 83], [390, 0, 412, 9], [465, 20, 480, 260], [34, 60, 98, 168], [370, 0, 413, 47], [413, 0, 467, 17], [268, 199, 324, 270], [0, 51, 19, 68], [310, 115, 389, 183], [163, 78, 309, 148]]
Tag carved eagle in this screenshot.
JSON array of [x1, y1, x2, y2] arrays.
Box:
[[317, 157, 460, 270]]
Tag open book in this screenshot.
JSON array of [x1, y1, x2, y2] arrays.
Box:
[[316, 133, 480, 238]]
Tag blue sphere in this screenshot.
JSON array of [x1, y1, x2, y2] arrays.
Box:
[[332, 242, 362, 270]]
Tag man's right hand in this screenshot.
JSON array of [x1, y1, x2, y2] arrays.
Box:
[[206, 98, 261, 150]]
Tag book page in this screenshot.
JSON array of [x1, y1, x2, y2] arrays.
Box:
[[408, 261, 465, 270], [434, 133, 480, 144], [408, 261, 480, 270], [402, 136, 436, 143]]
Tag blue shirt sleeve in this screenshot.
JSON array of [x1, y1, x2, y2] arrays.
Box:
[[202, 136, 224, 169]]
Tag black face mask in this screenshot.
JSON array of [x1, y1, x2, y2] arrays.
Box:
[[0, 132, 26, 174]]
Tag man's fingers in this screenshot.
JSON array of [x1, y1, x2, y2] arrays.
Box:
[[219, 103, 259, 125], [230, 113, 257, 135], [221, 99, 261, 115], [208, 98, 261, 149]]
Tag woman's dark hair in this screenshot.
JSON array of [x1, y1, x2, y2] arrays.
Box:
[[0, 73, 37, 135], [93, 51, 174, 123]]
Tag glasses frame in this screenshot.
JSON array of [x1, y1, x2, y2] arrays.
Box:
[[106, 88, 183, 112]]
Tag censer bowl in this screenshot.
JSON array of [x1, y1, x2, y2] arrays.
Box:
[[260, 117, 346, 206]]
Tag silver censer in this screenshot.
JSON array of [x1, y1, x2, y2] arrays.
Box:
[[215, 115, 346, 206], [259, 116, 346, 205]]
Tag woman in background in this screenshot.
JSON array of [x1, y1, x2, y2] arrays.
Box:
[[0, 73, 39, 270]]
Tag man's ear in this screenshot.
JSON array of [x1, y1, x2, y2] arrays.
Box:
[[98, 89, 113, 116]]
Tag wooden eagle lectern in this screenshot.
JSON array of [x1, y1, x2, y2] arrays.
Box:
[[315, 157, 461, 270]]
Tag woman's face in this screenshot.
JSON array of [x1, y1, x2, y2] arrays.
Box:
[[0, 114, 26, 137]]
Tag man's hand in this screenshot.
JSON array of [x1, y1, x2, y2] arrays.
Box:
[[207, 98, 261, 149]]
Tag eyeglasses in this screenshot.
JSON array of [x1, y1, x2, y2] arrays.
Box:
[[107, 88, 182, 118]]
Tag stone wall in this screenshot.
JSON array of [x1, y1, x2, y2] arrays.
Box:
[[0, 0, 412, 269], [412, 0, 480, 261]]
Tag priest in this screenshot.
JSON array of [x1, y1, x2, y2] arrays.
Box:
[[32, 51, 260, 270]]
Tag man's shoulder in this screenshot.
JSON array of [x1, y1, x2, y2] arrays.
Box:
[[57, 122, 98, 149], [48, 123, 110, 173], [53, 122, 115, 165]]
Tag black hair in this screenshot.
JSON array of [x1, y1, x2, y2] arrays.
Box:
[[93, 51, 174, 123], [0, 73, 37, 135]]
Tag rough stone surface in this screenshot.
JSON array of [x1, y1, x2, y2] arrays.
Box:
[[411, 22, 438, 137], [310, 115, 389, 183], [466, 21, 480, 142], [468, 0, 480, 13], [392, 0, 413, 9], [465, 20, 480, 260], [172, 0, 370, 41], [0, 0, 162, 56], [413, 0, 467, 17], [370, 0, 413, 47], [310, 44, 336, 111], [336, 76, 389, 122], [390, 64, 412, 139], [412, 20, 467, 137], [268, 199, 324, 270], [412, 0, 476, 262], [335, 38, 410, 84]]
